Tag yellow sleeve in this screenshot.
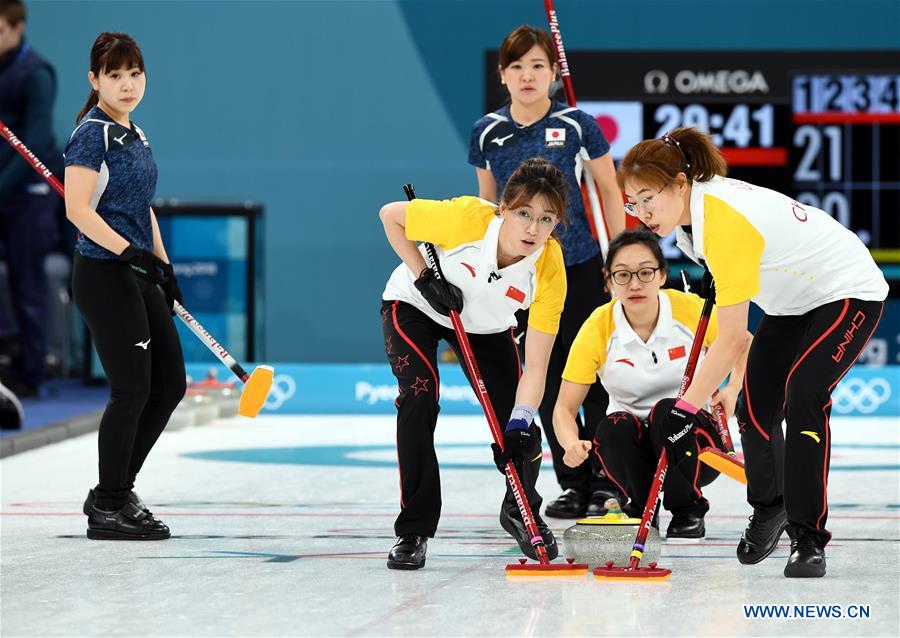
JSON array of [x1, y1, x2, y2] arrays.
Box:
[[666, 289, 718, 347], [702, 194, 766, 307], [404, 196, 495, 250], [528, 238, 566, 335], [562, 303, 615, 384]]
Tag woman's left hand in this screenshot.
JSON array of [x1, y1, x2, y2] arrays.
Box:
[[710, 386, 739, 420], [156, 259, 183, 314]]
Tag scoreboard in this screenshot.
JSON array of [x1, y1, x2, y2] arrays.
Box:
[[484, 51, 900, 261]]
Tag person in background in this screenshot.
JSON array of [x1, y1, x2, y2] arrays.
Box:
[[0, 0, 59, 398], [469, 25, 627, 520], [65, 32, 185, 541]]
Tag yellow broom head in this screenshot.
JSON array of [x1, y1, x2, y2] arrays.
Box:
[[238, 365, 275, 418], [698, 447, 747, 484]]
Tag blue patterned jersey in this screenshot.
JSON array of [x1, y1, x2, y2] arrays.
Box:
[[469, 100, 610, 266], [64, 106, 157, 259]]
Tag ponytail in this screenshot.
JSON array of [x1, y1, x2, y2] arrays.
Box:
[[76, 90, 99, 124], [617, 126, 728, 189]]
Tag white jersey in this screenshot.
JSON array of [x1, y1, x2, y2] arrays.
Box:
[[676, 176, 887, 315], [382, 196, 566, 335], [563, 290, 718, 420]]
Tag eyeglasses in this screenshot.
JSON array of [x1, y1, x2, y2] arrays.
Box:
[[510, 208, 558, 229], [609, 267, 662, 286], [624, 182, 669, 217]]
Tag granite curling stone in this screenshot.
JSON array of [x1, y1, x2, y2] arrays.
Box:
[[563, 499, 661, 566]]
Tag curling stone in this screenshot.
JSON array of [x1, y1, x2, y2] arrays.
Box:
[[189, 369, 240, 418], [186, 388, 219, 425], [166, 398, 196, 430], [563, 499, 660, 566], [213, 386, 240, 418]]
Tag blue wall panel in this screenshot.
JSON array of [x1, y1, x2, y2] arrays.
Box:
[[26, 0, 900, 362]]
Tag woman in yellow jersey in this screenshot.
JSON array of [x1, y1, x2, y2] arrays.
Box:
[[618, 127, 887, 578], [553, 230, 750, 540], [379, 158, 568, 570]]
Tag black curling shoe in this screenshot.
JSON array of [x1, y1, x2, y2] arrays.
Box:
[[387, 534, 428, 570], [544, 488, 588, 519], [86, 503, 171, 540], [784, 529, 826, 578], [499, 506, 558, 561], [737, 509, 787, 564], [666, 513, 706, 540], [83, 488, 169, 534]]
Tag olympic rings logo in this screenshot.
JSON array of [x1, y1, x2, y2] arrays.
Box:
[[265, 374, 297, 410], [832, 378, 892, 414]]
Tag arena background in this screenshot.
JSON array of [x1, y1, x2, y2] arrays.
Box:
[[3, 1, 897, 424]]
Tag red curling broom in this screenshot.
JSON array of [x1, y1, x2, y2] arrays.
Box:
[[678, 274, 747, 485], [593, 283, 718, 581], [403, 184, 587, 576]]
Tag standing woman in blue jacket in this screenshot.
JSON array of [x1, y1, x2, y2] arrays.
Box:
[[470, 25, 625, 519], [64, 32, 185, 540]]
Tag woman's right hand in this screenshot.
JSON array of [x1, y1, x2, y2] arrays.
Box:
[[563, 440, 592, 468], [414, 268, 463, 316]]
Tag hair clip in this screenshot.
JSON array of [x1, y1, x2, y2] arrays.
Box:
[[661, 132, 692, 173]]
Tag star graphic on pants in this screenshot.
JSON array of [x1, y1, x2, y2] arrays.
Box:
[[395, 355, 410, 373], [385, 335, 394, 354], [410, 377, 430, 396], [610, 413, 630, 425]]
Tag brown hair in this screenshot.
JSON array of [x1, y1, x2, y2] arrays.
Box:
[[498, 25, 555, 71], [617, 126, 728, 190], [76, 32, 146, 123], [501, 158, 569, 228], [0, 0, 25, 26]]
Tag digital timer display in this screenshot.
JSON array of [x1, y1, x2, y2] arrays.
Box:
[[483, 51, 900, 261]]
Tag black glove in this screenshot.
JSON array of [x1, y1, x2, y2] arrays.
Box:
[[661, 404, 700, 472], [491, 418, 531, 473], [118, 244, 165, 284], [156, 259, 183, 314], [414, 268, 463, 316], [701, 267, 715, 301]]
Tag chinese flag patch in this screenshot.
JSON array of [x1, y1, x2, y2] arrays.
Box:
[[668, 345, 686, 360], [505, 286, 526, 303]]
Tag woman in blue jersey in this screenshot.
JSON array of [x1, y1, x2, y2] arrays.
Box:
[[64, 33, 185, 541], [619, 127, 887, 577], [470, 25, 626, 519]]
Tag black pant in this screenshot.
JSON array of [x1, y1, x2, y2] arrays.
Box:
[[0, 190, 58, 387], [73, 254, 186, 509], [381, 300, 543, 538], [592, 398, 723, 517], [736, 298, 883, 545], [519, 254, 612, 494]]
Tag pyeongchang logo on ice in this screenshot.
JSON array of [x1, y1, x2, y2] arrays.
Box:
[[355, 382, 479, 405]]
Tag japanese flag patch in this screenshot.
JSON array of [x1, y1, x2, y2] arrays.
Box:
[[545, 128, 566, 148]]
